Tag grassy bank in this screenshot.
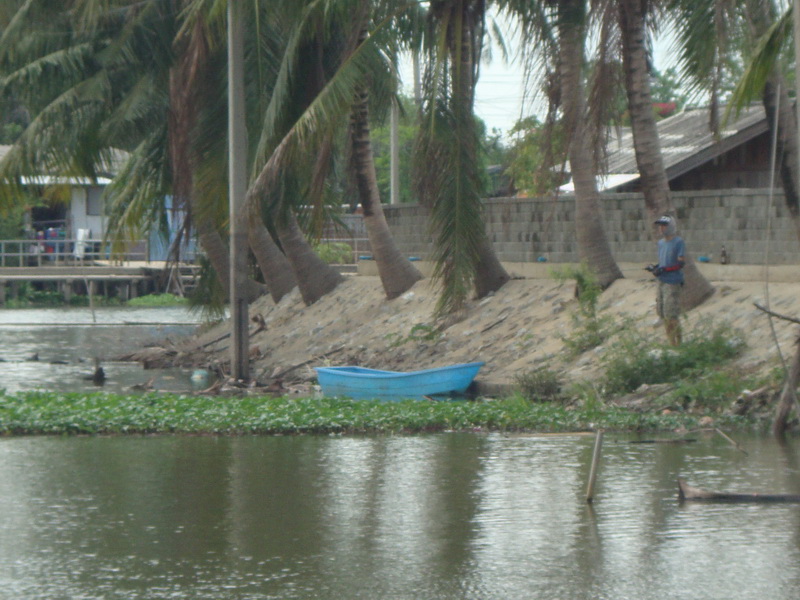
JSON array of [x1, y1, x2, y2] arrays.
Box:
[[0, 391, 763, 436], [2, 290, 188, 308]]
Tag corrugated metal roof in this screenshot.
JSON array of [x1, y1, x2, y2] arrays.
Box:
[[560, 104, 768, 192], [610, 104, 767, 182]]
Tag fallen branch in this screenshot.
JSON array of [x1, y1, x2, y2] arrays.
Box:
[[714, 427, 748, 455], [754, 303, 800, 325], [269, 346, 346, 380], [194, 316, 267, 351], [481, 315, 508, 333]]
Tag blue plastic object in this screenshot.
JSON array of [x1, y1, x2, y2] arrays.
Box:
[[315, 362, 484, 401]]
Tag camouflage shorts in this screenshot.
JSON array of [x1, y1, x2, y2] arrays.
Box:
[[656, 281, 682, 320]]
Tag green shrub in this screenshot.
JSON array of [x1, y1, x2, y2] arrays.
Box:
[[552, 264, 621, 356], [314, 242, 353, 264], [515, 366, 563, 402], [602, 322, 746, 396], [667, 370, 755, 412]]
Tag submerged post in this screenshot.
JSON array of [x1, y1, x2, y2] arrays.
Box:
[[586, 430, 604, 503]]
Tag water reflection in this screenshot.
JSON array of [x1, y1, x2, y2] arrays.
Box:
[[0, 433, 798, 599], [0, 306, 203, 394]]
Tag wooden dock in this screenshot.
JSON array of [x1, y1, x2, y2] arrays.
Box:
[[0, 264, 169, 304]]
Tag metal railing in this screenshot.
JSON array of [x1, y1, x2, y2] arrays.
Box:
[[0, 238, 148, 267]]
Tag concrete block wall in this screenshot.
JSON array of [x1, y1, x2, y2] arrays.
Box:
[[383, 189, 800, 265]]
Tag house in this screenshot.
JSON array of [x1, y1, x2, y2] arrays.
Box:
[[560, 103, 772, 193], [0, 144, 126, 241]]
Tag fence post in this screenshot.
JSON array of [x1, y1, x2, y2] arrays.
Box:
[[586, 430, 604, 503]]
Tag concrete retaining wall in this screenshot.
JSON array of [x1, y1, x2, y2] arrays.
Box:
[[382, 189, 800, 267]]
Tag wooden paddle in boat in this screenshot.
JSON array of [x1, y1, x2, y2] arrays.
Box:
[[678, 478, 800, 503]]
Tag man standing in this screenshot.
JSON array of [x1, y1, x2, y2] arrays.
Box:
[[646, 215, 685, 346]]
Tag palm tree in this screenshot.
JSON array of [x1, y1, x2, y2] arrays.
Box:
[[668, 0, 800, 435], [671, 0, 800, 243], [552, 0, 623, 289], [414, 0, 510, 315], [0, 0, 271, 301], [245, 0, 428, 305], [349, 19, 424, 299], [617, 0, 715, 309]]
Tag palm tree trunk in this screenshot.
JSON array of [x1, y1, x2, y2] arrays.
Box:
[[455, 0, 509, 299], [473, 235, 511, 297], [276, 211, 342, 305], [558, 0, 623, 289], [351, 86, 423, 299], [169, 16, 268, 302], [619, 0, 714, 309], [744, 0, 800, 241], [763, 78, 800, 241], [246, 199, 297, 303], [168, 22, 233, 296]]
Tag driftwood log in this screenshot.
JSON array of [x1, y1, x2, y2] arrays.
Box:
[[677, 478, 800, 503]]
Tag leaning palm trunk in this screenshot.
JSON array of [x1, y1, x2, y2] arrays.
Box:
[[619, 0, 714, 309], [740, 0, 800, 241], [276, 211, 342, 305], [558, 0, 623, 289], [454, 2, 509, 301], [417, 0, 509, 314], [168, 23, 234, 297], [169, 16, 267, 302], [351, 86, 423, 299], [763, 76, 800, 241], [246, 199, 297, 303]]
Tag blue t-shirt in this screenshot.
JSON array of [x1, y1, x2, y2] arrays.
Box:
[[657, 236, 685, 285]]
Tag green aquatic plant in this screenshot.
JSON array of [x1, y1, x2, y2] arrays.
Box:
[[127, 293, 188, 307], [0, 391, 759, 436], [602, 322, 747, 396]]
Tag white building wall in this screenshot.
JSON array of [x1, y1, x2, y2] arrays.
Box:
[[68, 186, 106, 239]]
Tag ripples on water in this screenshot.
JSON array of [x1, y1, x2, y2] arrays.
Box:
[[0, 306, 204, 394], [0, 433, 798, 599]]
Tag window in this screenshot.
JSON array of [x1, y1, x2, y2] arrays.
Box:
[[86, 187, 104, 216]]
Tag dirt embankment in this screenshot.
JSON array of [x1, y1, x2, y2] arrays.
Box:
[[128, 273, 800, 401]]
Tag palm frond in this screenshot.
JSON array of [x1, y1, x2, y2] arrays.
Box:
[[726, 5, 792, 119]]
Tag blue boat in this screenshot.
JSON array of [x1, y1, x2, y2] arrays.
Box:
[[314, 362, 484, 401]]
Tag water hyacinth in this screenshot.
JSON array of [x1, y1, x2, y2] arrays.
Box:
[[0, 391, 756, 436]]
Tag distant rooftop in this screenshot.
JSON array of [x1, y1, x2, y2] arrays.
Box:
[[561, 104, 768, 192], [0, 144, 128, 183]]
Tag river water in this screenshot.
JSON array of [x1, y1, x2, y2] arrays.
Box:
[[2, 309, 800, 598], [1, 433, 799, 599], [0, 306, 205, 394]]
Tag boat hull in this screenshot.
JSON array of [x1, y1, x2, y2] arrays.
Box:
[[314, 362, 484, 401]]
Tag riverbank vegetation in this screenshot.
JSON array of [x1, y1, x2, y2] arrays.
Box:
[[0, 391, 761, 437], [2, 288, 187, 309]]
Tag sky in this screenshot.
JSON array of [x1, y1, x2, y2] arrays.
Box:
[[399, 14, 677, 143]]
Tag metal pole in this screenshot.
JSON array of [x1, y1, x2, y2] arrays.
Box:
[[795, 0, 800, 186], [412, 50, 421, 108], [390, 100, 400, 205], [228, 0, 249, 381]]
